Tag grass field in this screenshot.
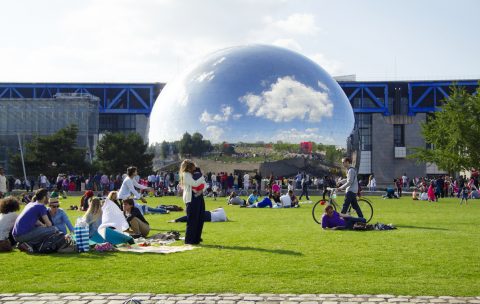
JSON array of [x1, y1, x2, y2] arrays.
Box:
[[0, 194, 479, 296]]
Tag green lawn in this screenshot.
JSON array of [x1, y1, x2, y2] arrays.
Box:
[[1, 195, 479, 296]]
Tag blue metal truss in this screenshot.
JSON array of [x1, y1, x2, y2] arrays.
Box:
[[408, 80, 479, 115], [0, 83, 163, 114], [2, 80, 479, 117], [338, 82, 390, 115]]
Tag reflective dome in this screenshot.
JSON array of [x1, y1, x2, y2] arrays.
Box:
[[149, 44, 354, 148]]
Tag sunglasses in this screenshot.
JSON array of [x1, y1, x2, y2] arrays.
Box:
[[50, 205, 60, 208]]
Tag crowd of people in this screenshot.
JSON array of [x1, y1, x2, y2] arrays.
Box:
[[2, 159, 479, 253]]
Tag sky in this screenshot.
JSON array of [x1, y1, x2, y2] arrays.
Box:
[[1, 0, 479, 83]]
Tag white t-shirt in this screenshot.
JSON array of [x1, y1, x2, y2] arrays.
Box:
[[402, 175, 408, 183], [243, 174, 250, 184], [210, 208, 227, 222], [420, 192, 428, 201], [0, 175, 7, 193], [0, 212, 18, 240], [280, 194, 292, 208]]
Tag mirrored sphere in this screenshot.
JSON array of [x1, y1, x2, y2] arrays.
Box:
[[149, 44, 354, 148]]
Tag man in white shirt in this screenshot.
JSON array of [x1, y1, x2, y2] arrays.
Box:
[[279, 192, 292, 208], [39, 174, 48, 189], [402, 173, 408, 188], [0, 167, 7, 197], [118, 166, 151, 201]]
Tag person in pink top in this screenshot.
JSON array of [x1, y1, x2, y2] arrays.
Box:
[[427, 181, 436, 202]]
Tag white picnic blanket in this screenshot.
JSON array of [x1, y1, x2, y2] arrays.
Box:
[[116, 245, 197, 254]]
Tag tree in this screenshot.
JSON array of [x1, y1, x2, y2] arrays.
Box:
[[410, 85, 480, 173], [9, 125, 90, 177], [96, 132, 153, 175], [177, 132, 213, 157], [160, 141, 170, 159]]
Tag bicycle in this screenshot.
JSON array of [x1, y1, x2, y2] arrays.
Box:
[[312, 187, 373, 224]]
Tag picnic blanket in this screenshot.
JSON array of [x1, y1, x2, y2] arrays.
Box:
[[116, 244, 197, 254]]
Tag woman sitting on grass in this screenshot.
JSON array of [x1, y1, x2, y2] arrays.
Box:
[[96, 194, 134, 245], [0, 196, 20, 252], [48, 198, 74, 235], [83, 197, 103, 240], [122, 199, 150, 238], [228, 192, 245, 206]]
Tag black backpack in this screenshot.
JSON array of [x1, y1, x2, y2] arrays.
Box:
[[36, 231, 69, 253]]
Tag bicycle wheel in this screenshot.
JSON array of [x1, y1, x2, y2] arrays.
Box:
[[312, 200, 337, 224], [349, 198, 373, 223]]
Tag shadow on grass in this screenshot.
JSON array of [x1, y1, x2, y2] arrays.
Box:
[[201, 244, 303, 256], [396, 225, 449, 231]]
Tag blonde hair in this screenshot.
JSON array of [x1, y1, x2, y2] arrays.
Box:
[[84, 197, 102, 224], [107, 191, 118, 201], [179, 159, 196, 186]]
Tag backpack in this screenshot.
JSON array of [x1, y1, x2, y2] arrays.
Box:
[[36, 231, 70, 253]]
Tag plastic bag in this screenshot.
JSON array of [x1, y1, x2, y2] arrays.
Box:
[[75, 217, 90, 252]]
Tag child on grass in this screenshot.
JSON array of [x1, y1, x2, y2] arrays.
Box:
[[459, 183, 469, 205]]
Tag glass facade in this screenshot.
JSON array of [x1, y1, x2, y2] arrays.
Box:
[[393, 124, 405, 147], [0, 95, 99, 170], [99, 114, 136, 133], [355, 113, 372, 151]]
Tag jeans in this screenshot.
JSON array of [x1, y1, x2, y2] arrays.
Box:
[[14, 226, 58, 244], [345, 216, 366, 229], [341, 191, 363, 218], [299, 186, 309, 200]]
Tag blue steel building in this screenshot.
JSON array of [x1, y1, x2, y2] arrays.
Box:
[[0, 80, 478, 185]]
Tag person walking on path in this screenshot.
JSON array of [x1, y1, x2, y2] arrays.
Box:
[[337, 157, 363, 218]]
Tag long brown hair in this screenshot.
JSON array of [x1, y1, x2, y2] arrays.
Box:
[[179, 159, 196, 186], [83, 197, 102, 224]]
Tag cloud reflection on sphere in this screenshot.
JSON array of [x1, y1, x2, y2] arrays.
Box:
[[149, 44, 354, 148]]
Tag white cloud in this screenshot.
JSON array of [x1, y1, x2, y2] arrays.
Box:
[[239, 76, 334, 122], [206, 125, 224, 142], [270, 13, 320, 35], [200, 105, 236, 123], [213, 57, 226, 66], [273, 128, 335, 144], [195, 71, 215, 82]]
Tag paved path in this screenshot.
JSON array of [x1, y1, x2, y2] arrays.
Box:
[[0, 293, 479, 304]]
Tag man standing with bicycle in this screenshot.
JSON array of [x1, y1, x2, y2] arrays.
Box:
[[337, 157, 363, 218]]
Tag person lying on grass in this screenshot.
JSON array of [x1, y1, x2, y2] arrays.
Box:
[[246, 193, 273, 208], [321, 205, 366, 230], [169, 207, 227, 223]]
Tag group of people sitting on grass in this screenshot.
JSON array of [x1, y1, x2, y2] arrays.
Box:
[[0, 187, 156, 253], [409, 180, 478, 204], [226, 187, 300, 208]]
